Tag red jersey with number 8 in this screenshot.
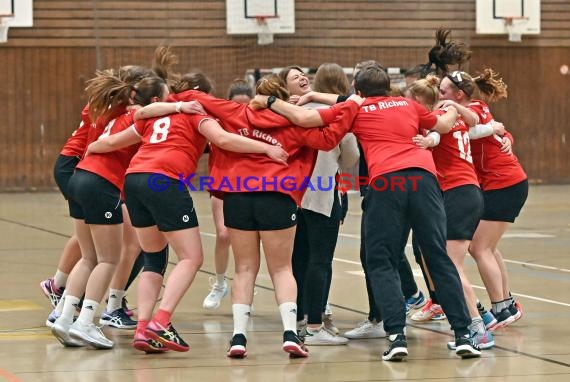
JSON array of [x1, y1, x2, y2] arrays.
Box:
[[127, 113, 211, 180]]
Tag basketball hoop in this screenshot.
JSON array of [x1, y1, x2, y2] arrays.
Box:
[[504, 17, 529, 43], [0, 15, 11, 44], [255, 16, 274, 45]]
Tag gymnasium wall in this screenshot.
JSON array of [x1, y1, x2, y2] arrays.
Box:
[[0, 0, 568, 190]]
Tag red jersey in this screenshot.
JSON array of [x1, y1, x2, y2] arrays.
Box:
[[127, 113, 210, 179], [172, 92, 359, 205], [85, 105, 128, 151], [60, 104, 90, 158], [76, 111, 139, 191], [431, 110, 479, 191], [346, 96, 438, 181], [467, 100, 527, 190]]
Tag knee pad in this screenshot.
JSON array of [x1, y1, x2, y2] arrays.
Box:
[[142, 246, 169, 276]]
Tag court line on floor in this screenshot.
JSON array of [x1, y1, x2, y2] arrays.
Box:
[[337, 233, 570, 273], [343, 268, 570, 308], [3, 218, 570, 369]]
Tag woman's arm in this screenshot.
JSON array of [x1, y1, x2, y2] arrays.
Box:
[[437, 100, 478, 126], [295, 91, 340, 107], [198, 119, 289, 165], [430, 106, 458, 134], [253, 94, 324, 127], [134, 101, 205, 121], [86, 126, 141, 156], [412, 131, 440, 149]]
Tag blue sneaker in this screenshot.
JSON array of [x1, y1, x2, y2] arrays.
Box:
[[481, 311, 497, 330], [405, 291, 427, 316]]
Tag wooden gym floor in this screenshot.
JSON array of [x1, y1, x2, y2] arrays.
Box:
[[0, 185, 569, 381]]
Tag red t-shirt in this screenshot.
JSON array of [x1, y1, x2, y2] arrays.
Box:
[[60, 104, 90, 157], [76, 111, 139, 191], [468, 100, 527, 190], [342, 96, 438, 181], [172, 92, 359, 205], [431, 110, 479, 191], [127, 113, 210, 179]]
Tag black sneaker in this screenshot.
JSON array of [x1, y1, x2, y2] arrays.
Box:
[[489, 307, 515, 331], [508, 303, 522, 322], [227, 333, 247, 358], [454, 336, 482, 359], [145, 322, 189, 352], [282, 330, 309, 358], [382, 334, 408, 361], [99, 308, 137, 329]]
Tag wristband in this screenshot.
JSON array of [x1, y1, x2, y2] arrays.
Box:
[[175, 101, 183, 113]]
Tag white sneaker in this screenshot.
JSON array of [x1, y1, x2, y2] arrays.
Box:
[[202, 277, 228, 310], [51, 316, 84, 347], [322, 312, 339, 335], [344, 319, 387, 339], [69, 320, 114, 349], [304, 326, 348, 346]]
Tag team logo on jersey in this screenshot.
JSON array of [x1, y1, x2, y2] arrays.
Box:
[[291, 213, 296, 221], [105, 212, 112, 219], [182, 215, 189, 223]]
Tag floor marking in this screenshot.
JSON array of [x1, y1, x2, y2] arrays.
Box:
[[0, 300, 42, 312], [0, 368, 21, 382], [344, 268, 570, 307]]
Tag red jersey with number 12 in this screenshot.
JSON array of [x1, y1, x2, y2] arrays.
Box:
[[431, 110, 479, 191]]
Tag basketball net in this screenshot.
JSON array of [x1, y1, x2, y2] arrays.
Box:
[[256, 17, 274, 45], [0, 17, 10, 43], [504, 17, 529, 43]]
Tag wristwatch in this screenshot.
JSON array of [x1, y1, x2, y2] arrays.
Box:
[[267, 95, 277, 109]]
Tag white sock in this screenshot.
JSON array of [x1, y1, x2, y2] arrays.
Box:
[[278, 302, 298, 333], [77, 299, 99, 325], [55, 290, 68, 314], [53, 270, 68, 289], [469, 317, 485, 335], [215, 274, 226, 286], [61, 295, 80, 321], [411, 290, 420, 299], [106, 289, 125, 313], [232, 304, 251, 337]]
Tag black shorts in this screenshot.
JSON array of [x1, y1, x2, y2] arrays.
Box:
[[443, 184, 484, 240], [53, 154, 80, 198], [67, 169, 123, 224], [53, 154, 82, 216], [124, 173, 199, 232], [481, 179, 528, 223], [223, 192, 298, 231]]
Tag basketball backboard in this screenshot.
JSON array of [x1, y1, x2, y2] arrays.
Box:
[[476, 0, 540, 36], [0, 0, 33, 27], [226, 0, 295, 35]]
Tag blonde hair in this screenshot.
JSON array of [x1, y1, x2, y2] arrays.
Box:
[[406, 75, 440, 110]]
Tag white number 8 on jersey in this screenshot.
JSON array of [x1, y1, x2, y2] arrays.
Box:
[[150, 117, 171, 143]]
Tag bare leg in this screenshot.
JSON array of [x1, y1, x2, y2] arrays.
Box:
[[261, 227, 297, 305], [212, 196, 231, 275], [469, 220, 510, 303], [228, 229, 261, 305]]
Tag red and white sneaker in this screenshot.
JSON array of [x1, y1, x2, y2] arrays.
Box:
[[40, 278, 64, 308], [133, 332, 168, 354], [410, 299, 446, 322], [282, 330, 309, 358]]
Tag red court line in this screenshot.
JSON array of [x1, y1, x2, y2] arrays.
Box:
[[0, 368, 21, 382]]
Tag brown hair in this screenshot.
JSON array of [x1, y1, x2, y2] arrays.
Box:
[[171, 71, 214, 94], [227, 79, 254, 100], [249, 74, 290, 110], [354, 62, 390, 97], [313, 63, 350, 96], [85, 69, 133, 122], [406, 75, 440, 110], [152, 45, 179, 82], [423, 28, 472, 77], [473, 68, 508, 103], [278, 65, 305, 86]]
